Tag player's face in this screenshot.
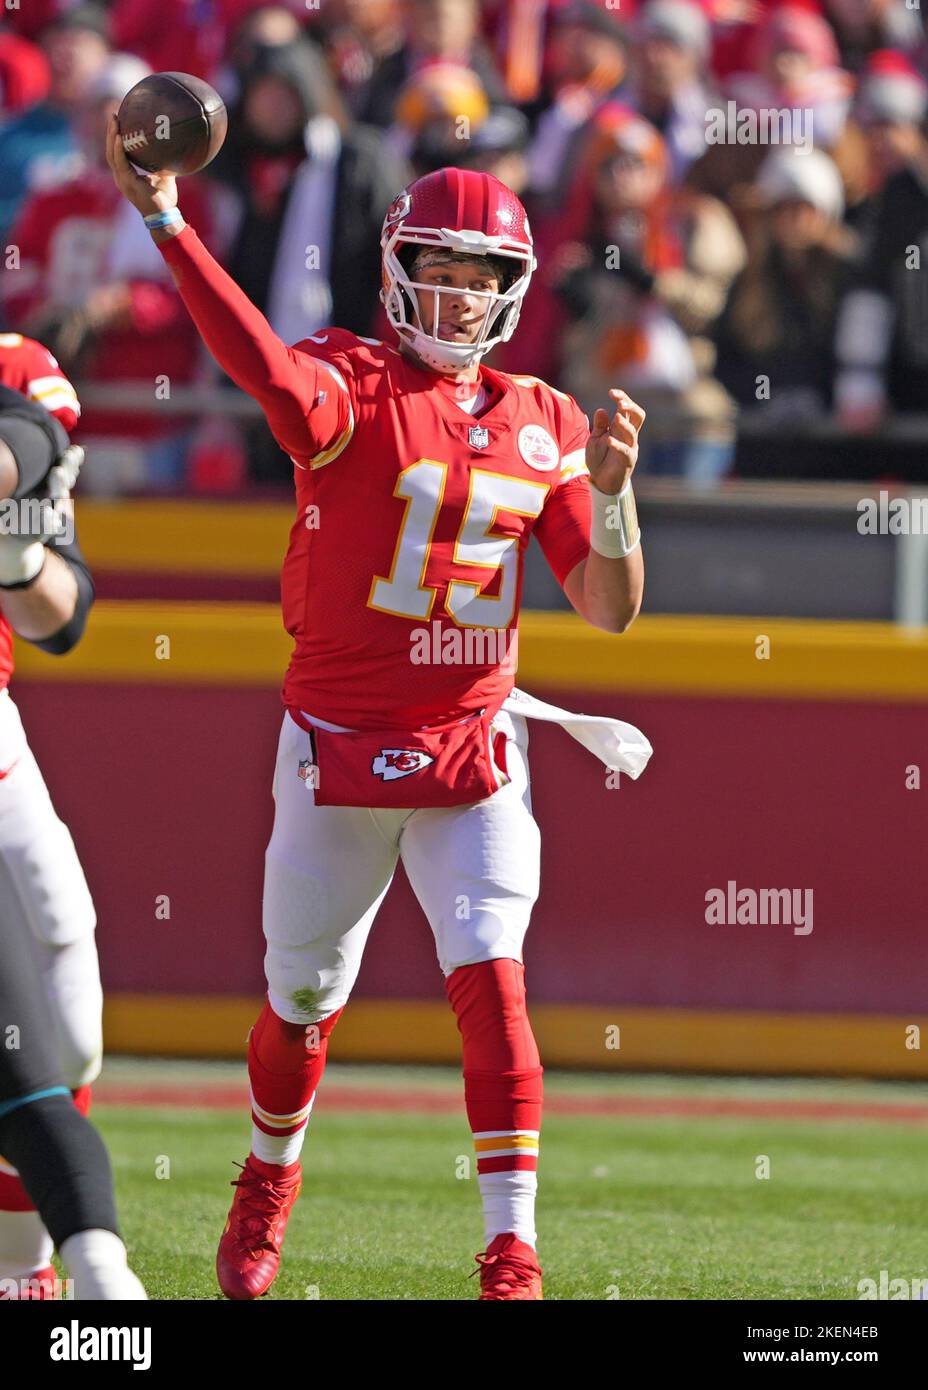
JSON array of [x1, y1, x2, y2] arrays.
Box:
[[410, 261, 501, 344]]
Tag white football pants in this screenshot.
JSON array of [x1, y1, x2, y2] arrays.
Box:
[[0, 688, 102, 1277], [0, 689, 101, 1087], [263, 708, 540, 1025]]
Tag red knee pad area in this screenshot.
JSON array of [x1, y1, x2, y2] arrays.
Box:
[[445, 960, 543, 1140], [445, 959, 541, 1071], [248, 998, 343, 1122]]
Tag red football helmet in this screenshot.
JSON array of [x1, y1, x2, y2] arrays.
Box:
[[380, 167, 536, 371]]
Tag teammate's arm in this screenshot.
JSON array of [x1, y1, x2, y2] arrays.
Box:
[[103, 114, 349, 463], [0, 543, 87, 648], [0, 396, 92, 648]]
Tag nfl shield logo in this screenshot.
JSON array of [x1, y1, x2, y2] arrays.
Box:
[[469, 426, 489, 450]]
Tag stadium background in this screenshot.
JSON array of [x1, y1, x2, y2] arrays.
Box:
[[3, 0, 927, 1081]]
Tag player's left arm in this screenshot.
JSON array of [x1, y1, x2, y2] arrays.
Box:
[[565, 388, 644, 634], [535, 389, 645, 634]]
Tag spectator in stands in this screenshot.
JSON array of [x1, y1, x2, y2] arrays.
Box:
[[823, 0, 924, 73], [0, 5, 110, 243], [692, 4, 856, 209], [205, 38, 409, 480], [109, 0, 235, 87], [847, 49, 928, 219], [1, 53, 216, 491], [0, 28, 51, 119], [319, 0, 405, 119], [714, 148, 859, 427], [551, 107, 746, 479], [361, 0, 507, 128], [632, 0, 716, 184], [525, 1, 629, 215], [213, 4, 305, 108], [730, 5, 855, 150], [388, 60, 491, 166], [446, 102, 530, 191], [481, 0, 551, 107], [209, 38, 408, 341], [833, 61, 928, 432]]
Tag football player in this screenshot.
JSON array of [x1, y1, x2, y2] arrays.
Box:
[[0, 369, 145, 1298], [107, 115, 649, 1301]]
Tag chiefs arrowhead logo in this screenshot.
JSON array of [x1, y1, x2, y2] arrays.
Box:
[[383, 190, 412, 228], [372, 749, 435, 781]]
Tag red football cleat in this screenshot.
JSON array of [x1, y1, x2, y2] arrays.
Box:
[[0, 1264, 59, 1299], [216, 1156, 302, 1300], [472, 1233, 543, 1300]]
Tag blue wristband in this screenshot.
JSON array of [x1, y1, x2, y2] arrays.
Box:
[[144, 208, 183, 230]]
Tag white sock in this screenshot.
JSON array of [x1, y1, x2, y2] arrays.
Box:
[[478, 1171, 538, 1249], [250, 1122, 307, 1168], [249, 1086, 314, 1167], [59, 1228, 147, 1300]]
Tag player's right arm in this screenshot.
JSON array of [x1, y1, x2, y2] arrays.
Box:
[[103, 113, 348, 465]]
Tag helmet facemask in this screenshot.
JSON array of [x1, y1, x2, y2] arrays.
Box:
[[382, 240, 535, 372]]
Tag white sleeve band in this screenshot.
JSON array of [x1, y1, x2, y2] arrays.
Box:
[[589, 479, 641, 559]]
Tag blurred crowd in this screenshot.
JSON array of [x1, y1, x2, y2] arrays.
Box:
[[1, 0, 927, 491]]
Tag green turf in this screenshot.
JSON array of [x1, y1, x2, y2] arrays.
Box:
[[91, 1088, 928, 1300]]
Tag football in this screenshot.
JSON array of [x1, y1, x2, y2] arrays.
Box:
[[117, 71, 227, 176]]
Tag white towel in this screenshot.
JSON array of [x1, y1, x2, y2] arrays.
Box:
[[501, 687, 653, 780]]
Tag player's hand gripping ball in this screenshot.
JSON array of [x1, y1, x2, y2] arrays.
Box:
[[586, 388, 646, 496], [117, 72, 227, 175]]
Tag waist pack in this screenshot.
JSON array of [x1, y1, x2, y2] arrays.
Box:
[[288, 706, 510, 809]]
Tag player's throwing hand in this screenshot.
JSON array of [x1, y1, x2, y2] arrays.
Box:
[[586, 388, 646, 496], [104, 112, 178, 219]]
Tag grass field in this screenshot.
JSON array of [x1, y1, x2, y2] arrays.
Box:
[[90, 1060, 928, 1301]]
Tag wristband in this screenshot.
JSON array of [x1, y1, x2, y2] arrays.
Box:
[[143, 208, 183, 231], [589, 478, 641, 559]]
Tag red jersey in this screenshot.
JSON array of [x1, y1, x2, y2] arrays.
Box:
[[0, 332, 81, 688], [159, 225, 594, 729]]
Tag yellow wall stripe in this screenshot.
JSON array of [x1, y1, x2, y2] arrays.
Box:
[[102, 996, 928, 1078], [13, 603, 928, 701], [78, 501, 291, 576]]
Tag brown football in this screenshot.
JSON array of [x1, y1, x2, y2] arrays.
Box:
[[117, 72, 227, 175]]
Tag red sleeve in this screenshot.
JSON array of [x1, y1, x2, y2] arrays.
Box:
[[533, 476, 591, 587], [532, 390, 591, 587], [156, 222, 350, 463], [15, 336, 81, 435]]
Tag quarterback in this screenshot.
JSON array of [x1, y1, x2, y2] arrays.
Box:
[[107, 115, 650, 1300]]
